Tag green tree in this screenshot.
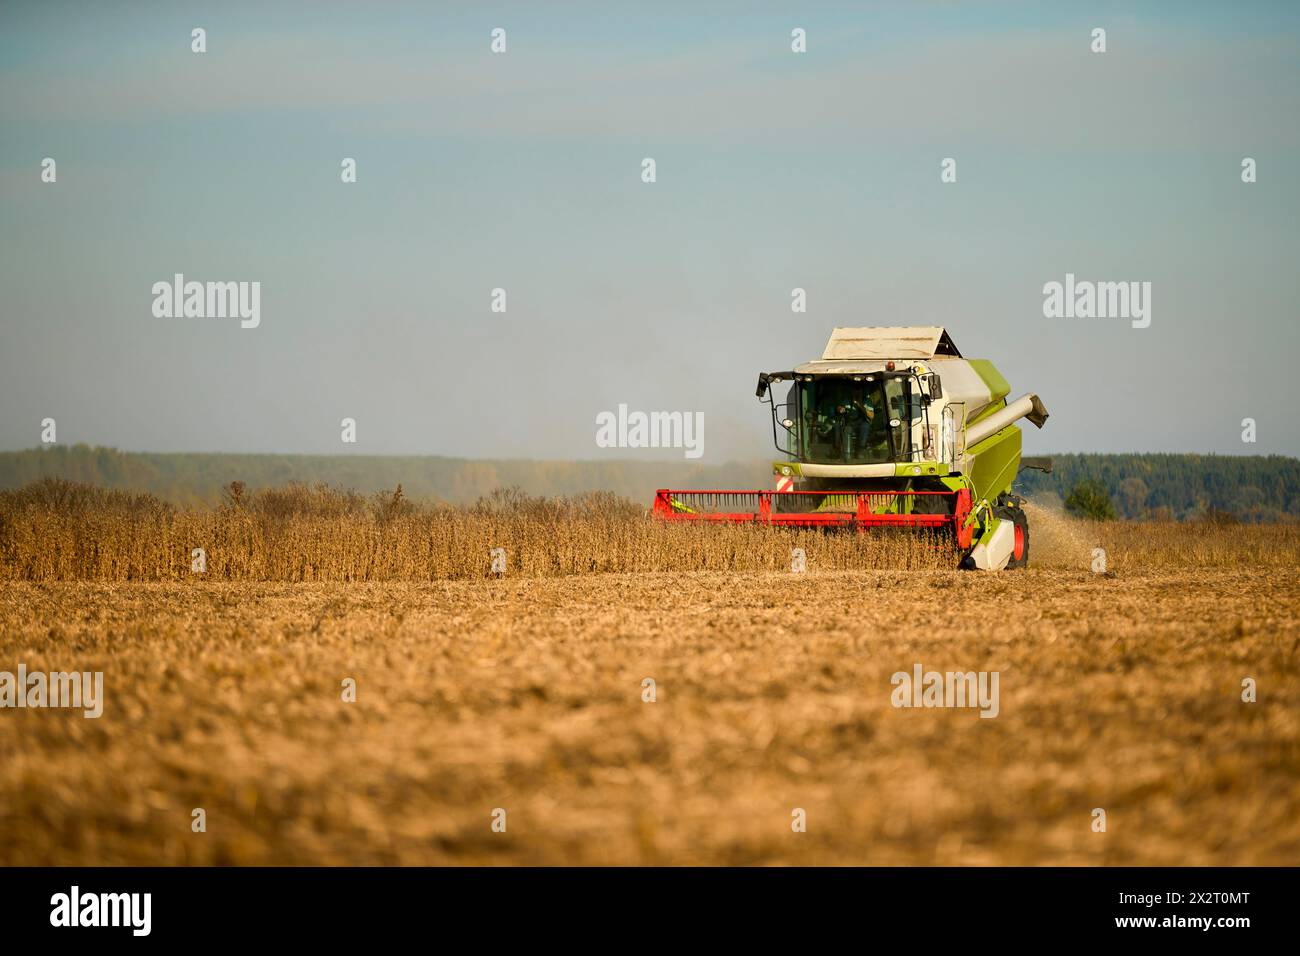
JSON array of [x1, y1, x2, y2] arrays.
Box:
[[1065, 478, 1117, 520], [1117, 476, 1149, 519]]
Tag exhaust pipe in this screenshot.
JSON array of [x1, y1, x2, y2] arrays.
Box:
[[965, 393, 1049, 447]]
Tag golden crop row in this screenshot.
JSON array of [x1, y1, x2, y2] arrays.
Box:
[[0, 479, 1294, 581]]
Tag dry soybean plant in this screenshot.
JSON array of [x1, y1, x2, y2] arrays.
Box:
[[1, 479, 1294, 582], [0, 479, 955, 581]]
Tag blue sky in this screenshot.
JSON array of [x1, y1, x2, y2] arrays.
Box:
[[2, 0, 1298, 460]]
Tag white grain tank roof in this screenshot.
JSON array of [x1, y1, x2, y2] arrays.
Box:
[[819, 326, 962, 361], [793, 326, 963, 373], [790, 327, 997, 417]]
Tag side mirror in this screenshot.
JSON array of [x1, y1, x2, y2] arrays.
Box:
[[926, 373, 943, 401]]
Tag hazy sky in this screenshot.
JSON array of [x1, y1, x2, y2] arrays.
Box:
[[2, 0, 1298, 462]]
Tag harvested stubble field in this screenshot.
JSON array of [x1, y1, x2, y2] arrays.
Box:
[[0, 481, 1298, 865]]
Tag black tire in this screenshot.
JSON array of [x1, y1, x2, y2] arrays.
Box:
[[994, 501, 1030, 569]]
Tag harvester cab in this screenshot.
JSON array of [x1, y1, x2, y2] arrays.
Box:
[[653, 327, 1050, 571]]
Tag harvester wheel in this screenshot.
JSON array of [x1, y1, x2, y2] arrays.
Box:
[[994, 503, 1030, 569]]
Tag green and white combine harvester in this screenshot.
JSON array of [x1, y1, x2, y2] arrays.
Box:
[[652, 327, 1051, 570]]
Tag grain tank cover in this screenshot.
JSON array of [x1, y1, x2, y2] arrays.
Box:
[[820, 326, 962, 361]]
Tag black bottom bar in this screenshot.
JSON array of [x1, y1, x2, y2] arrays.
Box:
[[0, 866, 1284, 943]]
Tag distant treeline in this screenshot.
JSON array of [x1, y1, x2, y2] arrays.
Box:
[[0, 446, 769, 508], [0, 446, 1296, 521], [1015, 453, 1300, 522]]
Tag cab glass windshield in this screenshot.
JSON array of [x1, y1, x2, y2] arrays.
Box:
[[792, 377, 910, 464]]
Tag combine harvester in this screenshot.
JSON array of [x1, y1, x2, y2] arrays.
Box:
[[653, 327, 1050, 570]]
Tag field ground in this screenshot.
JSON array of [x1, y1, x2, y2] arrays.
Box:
[[3, 562, 1298, 865]]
